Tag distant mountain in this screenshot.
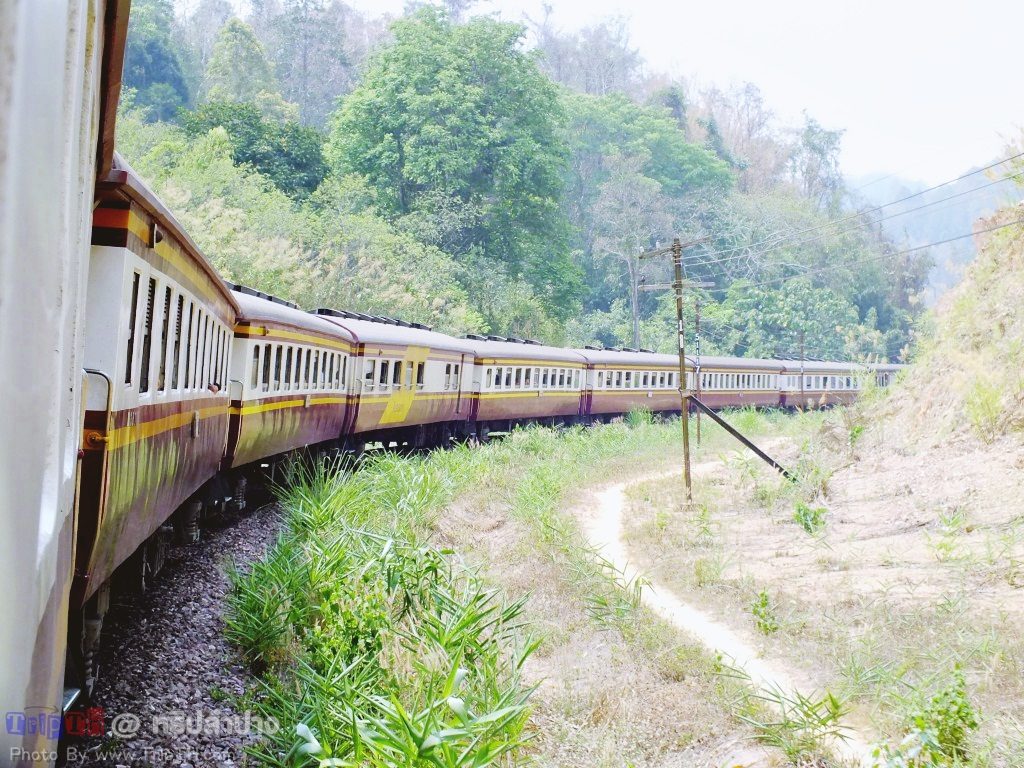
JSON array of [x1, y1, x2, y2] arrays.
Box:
[[847, 169, 1019, 303]]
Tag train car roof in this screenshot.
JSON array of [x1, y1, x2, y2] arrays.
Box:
[[868, 362, 904, 372], [690, 355, 785, 371], [97, 153, 239, 314], [316, 313, 479, 354], [576, 348, 677, 367], [778, 359, 867, 372], [232, 290, 355, 342], [468, 338, 588, 364]]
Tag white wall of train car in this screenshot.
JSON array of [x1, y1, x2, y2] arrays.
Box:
[[0, 0, 110, 759], [319, 316, 477, 438], [576, 348, 683, 416], [227, 294, 355, 467], [779, 360, 868, 408], [469, 339, 588, 425]]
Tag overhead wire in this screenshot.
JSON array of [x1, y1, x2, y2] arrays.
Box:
[[688, 168, 1024, 271], [702, 215, 1024, 293], [687, 150, 1024, 265]]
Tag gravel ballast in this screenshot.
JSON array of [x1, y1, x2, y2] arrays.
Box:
[[69, 504, 281, 767]]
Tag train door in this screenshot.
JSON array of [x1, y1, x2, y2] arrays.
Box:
[[455, 353, 466, 414], [581, 366, 593, 419]]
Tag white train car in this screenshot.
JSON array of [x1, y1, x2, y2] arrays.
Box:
[[0, 1, 130, 763]]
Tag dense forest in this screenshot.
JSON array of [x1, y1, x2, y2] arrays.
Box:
[[119, 0, 930, 362]]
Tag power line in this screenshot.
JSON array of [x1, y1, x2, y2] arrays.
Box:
[[689, 169, 1024, 271], [690, 151, 1024, 265], [706, 215, 1024, 293]]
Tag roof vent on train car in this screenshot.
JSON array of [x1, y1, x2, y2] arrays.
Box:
[[411, 322, 432, 331], [621, 347, 639, 353], [522, 338, 542, 345], [485, 335, 508, 342], [505, 336, 525, 344], [226, 281, 298, 309], [639, 347, 655, 353], [463, 333, 488, 341], [583, 344, 604, 350]]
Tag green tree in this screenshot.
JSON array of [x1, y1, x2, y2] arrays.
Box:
[[203, 18, 297, 121], [124, 0, 191, 120], [180, 101, 326, 198], [591, 153, 674, 348], [326, 8, 575, 309]]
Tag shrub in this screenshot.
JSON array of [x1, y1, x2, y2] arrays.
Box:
[[793, 501, 826, 535], [749, 589, 779, 634]]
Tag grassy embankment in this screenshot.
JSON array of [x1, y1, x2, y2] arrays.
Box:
[[225, 413, 843, 767]]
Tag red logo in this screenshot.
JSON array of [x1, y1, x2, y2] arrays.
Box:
[[63, 707, 105, 737]]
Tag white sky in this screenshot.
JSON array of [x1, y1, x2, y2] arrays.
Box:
[[332, 0, 1022, 185]]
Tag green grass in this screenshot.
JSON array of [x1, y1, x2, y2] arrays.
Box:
[[226, 457, 536, 767], [228, 420, 691, 766]]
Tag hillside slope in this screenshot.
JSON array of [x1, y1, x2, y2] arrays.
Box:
[[872, 202, 1024, 446]]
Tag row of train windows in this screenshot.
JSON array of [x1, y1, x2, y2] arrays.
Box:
[[124, 272, 229, 395], [596, 370, 677, 389], [699, 372, 775, 390], [249, 343, 345, 393], [362, 359, 462, 392], [781, 374, 860, 390], [485, 366, 581, 391]]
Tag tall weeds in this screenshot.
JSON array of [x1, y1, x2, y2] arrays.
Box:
[[226, 456, 535, 767]]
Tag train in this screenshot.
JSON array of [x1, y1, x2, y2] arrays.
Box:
[[64, 152, 900, 702], [0, 3, 900, 762]]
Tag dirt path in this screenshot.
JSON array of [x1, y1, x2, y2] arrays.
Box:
[[580, 465, 875, 766]]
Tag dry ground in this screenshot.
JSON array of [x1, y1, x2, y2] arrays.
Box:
[[622, 409, 1024, 765], [432, 420, 829, 768]]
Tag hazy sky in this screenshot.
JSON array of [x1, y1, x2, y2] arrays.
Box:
[[330, 0, 1021, 185]]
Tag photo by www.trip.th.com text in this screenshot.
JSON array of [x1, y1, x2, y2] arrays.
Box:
[[3, 0, 1023, 766]]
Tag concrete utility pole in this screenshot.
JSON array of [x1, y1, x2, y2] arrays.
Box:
[[639, 236, 711, 502]]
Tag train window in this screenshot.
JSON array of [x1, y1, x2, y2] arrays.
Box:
[[138, 277, 157, 393], [250, 345, 260, 389], [624, 371, 632, 388], [574, 370, 581, 388], [533, 367, 540, 387], [503, 367, 511, 388], [405, 362, 413, 390], [202, 315, 212, 388], [157, 287, 172, 391], [302, 349, 311, 388], [597, 371, 604, 388], [270, 344, 280, 390], [312, 351, 320, 388], [191, 310, 201, 389], [124, 272, 141, 385], [171, 295, 184, 389], [378, 359, 389, 388], [213, 325, 223, 388], [494, 368, 502, 388], [183, 303, 194, 390], [390, 360, 400, 388], [453, 364, 460, 388], [283, 347, 293, 389], [444, 363, 452, 390], [523, 367, 531, 387], [259, 344, 270, 392], [514, 367, 522, 388], [416, 362, 425, 390]]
